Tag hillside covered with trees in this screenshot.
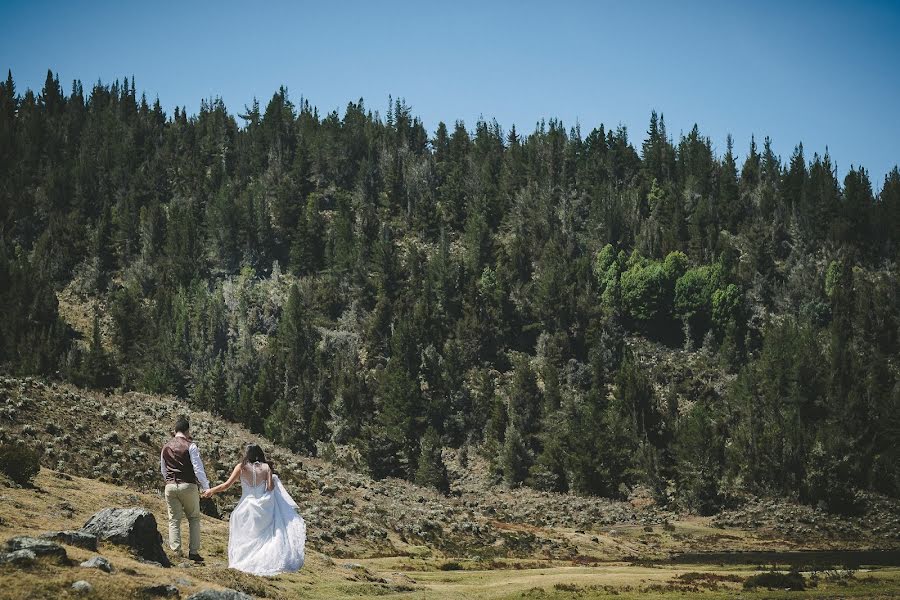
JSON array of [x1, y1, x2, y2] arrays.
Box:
[[1, 69, 899, 515]]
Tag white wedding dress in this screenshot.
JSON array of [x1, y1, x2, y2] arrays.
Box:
[[228, 461, 306, 575]]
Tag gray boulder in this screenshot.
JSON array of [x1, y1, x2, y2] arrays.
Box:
[[143, 584, 180, 597], [0, 549, 36, 566], [81, 507, 170, 566], [40, 530, 98, 551], [4, 536, 68, 562], [80, 555, 113, 573], [71, 580, 93, 593], [185, 591, 253, 600]]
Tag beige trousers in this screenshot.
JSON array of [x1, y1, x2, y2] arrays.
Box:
[[164, 482, 201, 555]]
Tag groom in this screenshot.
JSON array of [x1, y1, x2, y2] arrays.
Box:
[[160, 415, 210, 563]]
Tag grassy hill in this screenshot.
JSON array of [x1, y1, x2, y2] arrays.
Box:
[[2, 376, 900, 598]]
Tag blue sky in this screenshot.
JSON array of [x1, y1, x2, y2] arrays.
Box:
[[2, 0, 899, 187]]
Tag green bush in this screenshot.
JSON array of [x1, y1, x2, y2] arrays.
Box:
[[662, 250, 689, 281], [620, 251, 689, 324], [620, 261, 669, 322], [0, 442, 42, 486], [743, 571, 805, 591], [593, 244, 618, 282]]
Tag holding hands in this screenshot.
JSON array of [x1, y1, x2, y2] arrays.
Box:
[[202, 463, 242, 499]]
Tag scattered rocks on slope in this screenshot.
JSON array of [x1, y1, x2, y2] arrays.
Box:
[[5, 374, 900, 562], [81, 507, 170, 567]]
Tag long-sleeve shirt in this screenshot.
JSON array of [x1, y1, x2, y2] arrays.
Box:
[[160, 433, 210, 492]]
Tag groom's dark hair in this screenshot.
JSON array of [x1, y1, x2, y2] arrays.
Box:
[[174, 415, 190, 434]]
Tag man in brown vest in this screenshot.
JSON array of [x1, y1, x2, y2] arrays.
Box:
[[160, 415, 210, 562]]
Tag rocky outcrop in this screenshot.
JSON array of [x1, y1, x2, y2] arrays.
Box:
[[81, 507, 170, 566]]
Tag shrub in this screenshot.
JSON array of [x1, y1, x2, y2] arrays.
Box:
[[0, 442, 42, 486], [743, 571, 805, 591]]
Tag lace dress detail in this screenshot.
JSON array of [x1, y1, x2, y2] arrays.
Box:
[[227, 461, 306, 575], [240, 462, 269, 492]]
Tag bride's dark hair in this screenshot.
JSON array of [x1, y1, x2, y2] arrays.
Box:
[[241, 443, 268, 466]]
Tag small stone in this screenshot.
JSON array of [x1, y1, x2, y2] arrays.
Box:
[[80, 555, 113, 573], [71, 580, 93, 593]]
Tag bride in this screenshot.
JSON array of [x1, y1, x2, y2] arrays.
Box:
[[202, 444, 306, 575]]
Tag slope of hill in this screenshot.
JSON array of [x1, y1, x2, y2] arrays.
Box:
[[3, 376, 900, 598], [3, 374, 900, 557], [5, 468, 898, 600]]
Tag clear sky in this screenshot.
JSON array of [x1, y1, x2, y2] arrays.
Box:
[[2, 0, 899, 188]]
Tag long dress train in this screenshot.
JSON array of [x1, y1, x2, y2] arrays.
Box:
[[228, 461, 306, 575]]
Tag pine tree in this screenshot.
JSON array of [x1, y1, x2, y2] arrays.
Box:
[[501, 424, 531, 486], [719, 135, 741, 231], [841, 166, 874, 251], [273, 284, 317, 443], [507, 356, 541, 443], [879, 168, 900, 258], [415, 427, 450, 493], [371, 316, 423, 479], [78, 309, 116, 389]]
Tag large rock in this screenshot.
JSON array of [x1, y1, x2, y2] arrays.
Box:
[[142, 583, 180, 597], [185, 591, 253, 600], [4, 536, 68, 562], [40, 530, 98, 551], [81, 507, 170, 566], [0, 549, 36, 566]]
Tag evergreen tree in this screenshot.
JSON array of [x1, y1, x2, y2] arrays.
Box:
[[500, 424, 531, 486], [415, 427, 450, 493]]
